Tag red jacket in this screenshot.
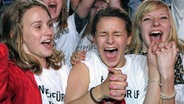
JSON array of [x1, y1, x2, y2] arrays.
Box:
[[0, 43, 42, 104]]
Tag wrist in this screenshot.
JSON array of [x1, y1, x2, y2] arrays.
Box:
[[160, 73, 174, 87], [148, 67, 160, 80], [160, 90, 176, 100], [90, 87, 103, 103]]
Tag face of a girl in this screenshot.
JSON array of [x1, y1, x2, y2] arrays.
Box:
[[40, 0, 63, 21], [21, 6, 54, 63], [94, 17, 131, 68], [140, 8, 171, 47]]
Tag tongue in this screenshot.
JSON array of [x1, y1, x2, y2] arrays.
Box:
[[42, 43, 52, 49], [150, 35, 161, 43], [105, 51, 117, 60], [48, 7, 56, 14]]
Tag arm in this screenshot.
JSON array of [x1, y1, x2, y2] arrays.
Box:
[[0, 43, 9, 103], [107, 0, 122, 9], [74, 0, 95, 33], [70, 0, 80, 11], [156, 41, 177, 104], [75, 0, 95, 18], [64, 63, 127, 104], [145, 41, 176, 104], [144, 42, 161, 104]]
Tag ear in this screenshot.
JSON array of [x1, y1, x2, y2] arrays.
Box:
[[127, 33, 132, 45]]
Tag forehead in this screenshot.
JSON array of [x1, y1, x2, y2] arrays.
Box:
[[144, 6, 168, 14], [142, 8, 169, 17], [97, 17, 126, 28], [22, 6, 49, 24]]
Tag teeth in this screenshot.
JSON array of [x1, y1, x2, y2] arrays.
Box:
[[105, 47, 116, 50], [150, 31, 162, 37], [150, 31, 161, 34], [48, 3, 56, 8], [43, 40, 51, 43]]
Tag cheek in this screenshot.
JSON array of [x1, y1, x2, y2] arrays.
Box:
[[95, 38, 104, 48], [164, 24, 171, 32], [140, 24, 148, 34], [140, 25, 150, 38]]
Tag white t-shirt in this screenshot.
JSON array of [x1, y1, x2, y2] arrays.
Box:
[[54, 13, 82, 68], [81, 50, 148, 104], [34, 63, 70, 104], [76, 34, 97, 51]]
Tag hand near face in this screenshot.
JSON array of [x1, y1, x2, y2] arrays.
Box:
[[155, 41, 178, 79], [100, 67, 127, 101]]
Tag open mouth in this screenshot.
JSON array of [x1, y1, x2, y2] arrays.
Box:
[[48, 3, 57, 14], [104, 47, 118, 60], [41, 39, 53, 48], [149, 31, 162, 42], [48, 3, 56, 8], [41, 39, 51, 44]]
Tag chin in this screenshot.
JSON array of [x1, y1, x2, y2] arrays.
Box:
[[106, 62, 117, 68]]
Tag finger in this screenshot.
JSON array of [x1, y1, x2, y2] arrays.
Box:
[[148, 41, 157, 54], [110, 81, 128, 90], [109, 89, 126, 99], [109, 73, 127, 82], [71, 53, 79, 62], [75, 51, 86, 60], [109, 67, 122, 74]]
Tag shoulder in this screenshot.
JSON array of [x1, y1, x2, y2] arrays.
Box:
[[85, 50, 99, 59], [0, 43, 8, 59], [125, 54, 147, 62], [125, 54, 148, 70]]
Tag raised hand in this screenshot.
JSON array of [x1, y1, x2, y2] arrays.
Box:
[[99, 67, 127, 101], [155, 41, 178, 79]]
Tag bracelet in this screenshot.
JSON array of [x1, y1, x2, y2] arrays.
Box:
[[149, 80, 162, 86], [149, 80, 160, 83], [90, 87, 101, 103], [160, 90, 176, 100]]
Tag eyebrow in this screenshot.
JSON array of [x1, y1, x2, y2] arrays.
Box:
[[30, 18, 53, 25]]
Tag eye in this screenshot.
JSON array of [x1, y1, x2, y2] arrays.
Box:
[[98, 32, 107, 37], [48, 23, 53, 28], [160, 16, 168, 20], [114, 32, 122, 36], [34, 24, 41, 29], [142, 17, 152, 22]]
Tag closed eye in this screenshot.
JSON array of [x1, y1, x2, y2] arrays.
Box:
[[34, 25, 41, 29], [114, 32, 123, 36], [142, 17, 152, 22], [160, 16, 168, 20]]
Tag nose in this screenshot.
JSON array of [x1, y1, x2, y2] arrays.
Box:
[[45, 26, 53, 36], [107, 35, 114, 44], [152, 18, 160, 27]]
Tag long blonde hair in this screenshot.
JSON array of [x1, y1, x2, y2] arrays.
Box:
[[1, 0, 64, 74], [130, 0, 184, 54]]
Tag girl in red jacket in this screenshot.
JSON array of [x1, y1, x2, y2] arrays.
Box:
[[0, 0, 70, 103]]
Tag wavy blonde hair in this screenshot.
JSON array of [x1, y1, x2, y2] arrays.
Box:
[[130, 0, 184, 54], [1, 0, 64, 74]]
